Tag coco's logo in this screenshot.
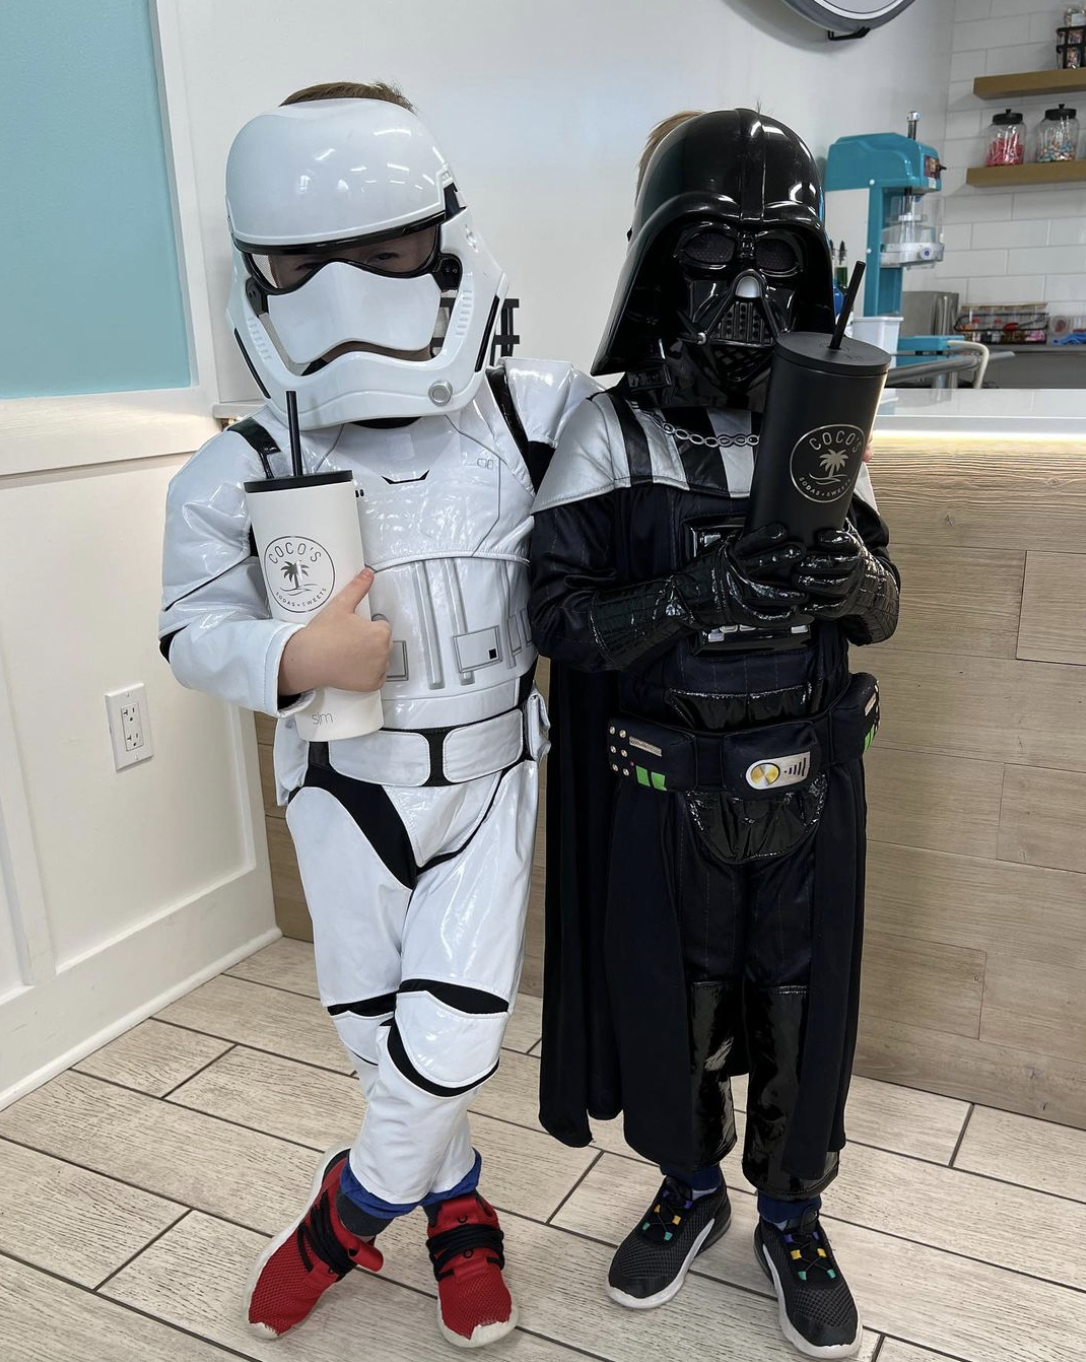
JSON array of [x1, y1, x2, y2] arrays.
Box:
[[263, 536, 335, 613], [789, 425, 865, 504]]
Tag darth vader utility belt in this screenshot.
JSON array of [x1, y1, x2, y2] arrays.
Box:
[[607, 673, 878, 796]]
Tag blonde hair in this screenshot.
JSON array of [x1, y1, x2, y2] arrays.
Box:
[[637, 110, 703, 190], [282, 80, 415, 112]]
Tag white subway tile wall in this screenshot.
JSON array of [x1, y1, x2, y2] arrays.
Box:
[[913, 0, 1086, 322]]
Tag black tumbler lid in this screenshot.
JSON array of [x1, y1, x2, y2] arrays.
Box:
[[1045, 103, 1077, 119], [992, 108, 1023, 125], [775, 330, 891, 377], [244, 469, 354, 494]]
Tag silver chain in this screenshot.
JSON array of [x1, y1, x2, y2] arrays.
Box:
[[642, 409, 759, 450]]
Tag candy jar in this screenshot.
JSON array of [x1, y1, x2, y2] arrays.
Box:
[[985, 109, 1025, 166], [1036, 104, 1079, 162]]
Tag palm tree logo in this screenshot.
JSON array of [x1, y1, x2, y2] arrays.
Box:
[[818, 449, 850, 480], [280, 561, 309, 593]]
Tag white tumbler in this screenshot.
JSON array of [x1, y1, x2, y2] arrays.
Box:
[[245, 469, 384, 741]]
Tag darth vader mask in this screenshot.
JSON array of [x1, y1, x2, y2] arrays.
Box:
[[594, 109, 835, 407]]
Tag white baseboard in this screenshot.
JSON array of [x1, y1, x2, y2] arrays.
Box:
[[0, 889, 281, 1111]]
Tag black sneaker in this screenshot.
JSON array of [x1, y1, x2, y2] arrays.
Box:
[[607, 1176, 731, 1309], [755, 1207, 862, 1358]]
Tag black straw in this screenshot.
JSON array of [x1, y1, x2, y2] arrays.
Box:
[[285, 390, 304, 479], [830, 261, 867, 351]]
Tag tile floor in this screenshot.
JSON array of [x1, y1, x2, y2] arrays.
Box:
[[3, 937, 1085, 1362]]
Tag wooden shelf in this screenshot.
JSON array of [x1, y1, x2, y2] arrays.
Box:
[[974, 68, 1086, 100], [966, 160, 1086, 188]]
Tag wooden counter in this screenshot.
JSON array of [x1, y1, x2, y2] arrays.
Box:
[[257, 433, 1086, 1126], [854, 435, 1086, 1128]]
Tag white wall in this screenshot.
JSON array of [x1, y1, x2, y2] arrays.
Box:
[[166, 0, 955, 385], [930, 0, 1086, 316]]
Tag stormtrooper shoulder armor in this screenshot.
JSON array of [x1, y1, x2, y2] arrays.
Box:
[[495, 359, 600, 449], [161, 425, 268, 617]]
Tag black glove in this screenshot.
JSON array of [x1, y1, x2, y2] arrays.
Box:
[[793, 524, 900, 643], [586, 523, 806, 670], [674, 522, 808, 630]]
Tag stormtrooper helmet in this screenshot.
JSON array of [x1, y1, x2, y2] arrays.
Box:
[[226, 98, 507, 428], [593, 109, 834, 406]]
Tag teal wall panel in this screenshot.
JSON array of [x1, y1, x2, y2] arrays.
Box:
[[0, 0, 191, 397]]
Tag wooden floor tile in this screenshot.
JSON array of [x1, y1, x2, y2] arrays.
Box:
[[0, 1071, 316, 1237], [833, 1076, 969, 1166], [4, 1251, 232, 1362], [74, 1020, 232, 1097], [502, 991, 544, 1054], [227, 937, 319, 998], [878, 1345, 965, 1362], [955, 1104, 1086, 1204], [0, 1139, 184, 1288], [817, 1137, 1086, 1290], [156, 975, 352, 1074], [104, 1211, 603, 1361], [168, 1045, 596, 1222], [555, 1154, 1086, 1362]]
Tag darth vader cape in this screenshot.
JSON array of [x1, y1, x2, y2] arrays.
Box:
[[538, 660, 623, 1144], [537, 656, 866, 1179]]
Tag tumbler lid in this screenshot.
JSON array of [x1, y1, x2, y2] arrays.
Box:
[[992, 108, 1023, 126], [775, 330, 891, 377], [244, 469, 354, 493], [1045, 103, 1077, 120]]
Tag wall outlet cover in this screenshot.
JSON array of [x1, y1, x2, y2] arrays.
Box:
[[105, 684, 153, 770]]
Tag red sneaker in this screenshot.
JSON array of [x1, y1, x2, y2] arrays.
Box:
[[426, 1191, 517, 1348], [246, 1146, 383, 1338]]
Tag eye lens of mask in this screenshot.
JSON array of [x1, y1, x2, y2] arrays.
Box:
[[245, 223, 441, 293], [679, 229, 736, 268], [754, 237, 799, 274]]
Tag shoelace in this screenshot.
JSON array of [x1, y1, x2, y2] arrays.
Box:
[[295, 1190, 357, 1279], [427, 1221, 506, 1280], [639, 1180, 695, 1242], [778, 1219, 840, 1284]]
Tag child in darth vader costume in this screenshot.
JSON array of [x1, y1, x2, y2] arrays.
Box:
[[529, 110, 900, 1359]]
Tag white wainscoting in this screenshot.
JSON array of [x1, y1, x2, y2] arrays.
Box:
[[0, 453, 278, 1109]]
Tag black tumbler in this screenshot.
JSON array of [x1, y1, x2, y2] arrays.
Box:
[[745, 331, 891, 545]]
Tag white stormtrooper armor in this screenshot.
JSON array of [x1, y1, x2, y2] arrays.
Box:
[[160, 360, 595, 1207], [160, 92, 598, 1214]]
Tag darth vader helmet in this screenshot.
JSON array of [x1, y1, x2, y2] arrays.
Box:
[[593, 109, 834, 405]]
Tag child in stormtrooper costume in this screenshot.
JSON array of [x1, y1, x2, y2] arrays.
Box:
[[530, 110, 900, 1360], [159, 83, 595, 1348]]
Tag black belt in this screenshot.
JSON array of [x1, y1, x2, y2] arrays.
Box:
[[607, 673, 879, 797]]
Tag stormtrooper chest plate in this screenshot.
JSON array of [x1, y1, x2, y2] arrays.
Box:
[[326, 415, 537, 726]]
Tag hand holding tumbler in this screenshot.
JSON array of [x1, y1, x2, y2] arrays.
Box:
[[244, 393, 383, 742]]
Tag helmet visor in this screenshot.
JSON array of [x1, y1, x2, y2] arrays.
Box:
[[242, 220, 441, 294]]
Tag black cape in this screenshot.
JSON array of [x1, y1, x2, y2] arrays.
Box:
[[538, 661, 621, 1145], [537, 662, 866, 1178]]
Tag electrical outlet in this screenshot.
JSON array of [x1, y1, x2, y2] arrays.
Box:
[[105, 685, 153, 770]]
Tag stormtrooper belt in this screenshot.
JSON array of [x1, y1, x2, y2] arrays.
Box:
[[607, 673, 879, 796], [309, 701, 533, 788]]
